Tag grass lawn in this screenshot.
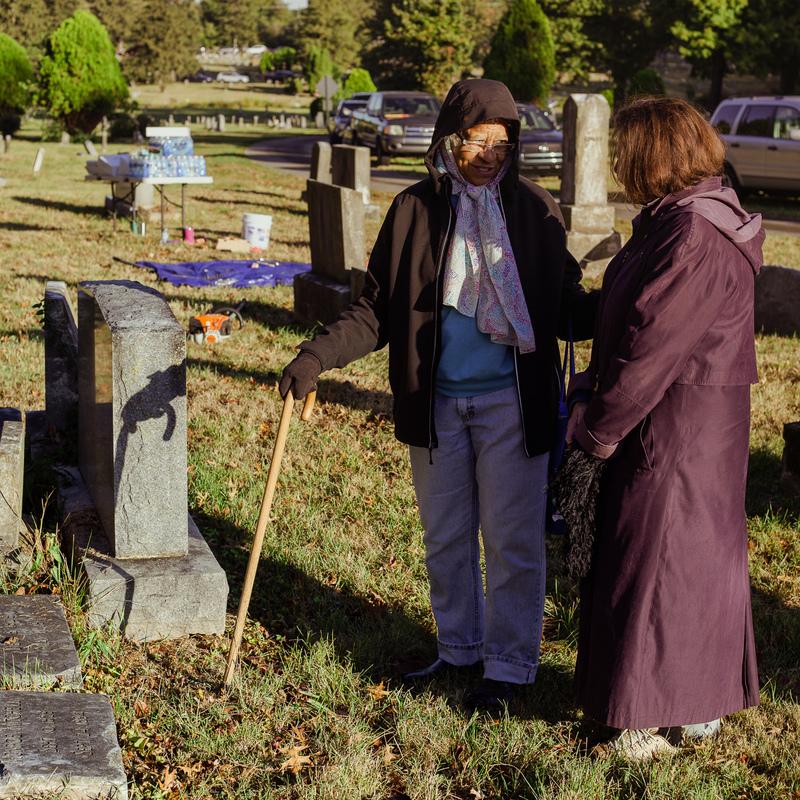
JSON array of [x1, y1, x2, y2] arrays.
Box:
[[0, 121, 799, 799], [133, 81, 314, 115]]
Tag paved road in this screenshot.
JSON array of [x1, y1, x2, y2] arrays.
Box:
[[246, 134, 800, 236]]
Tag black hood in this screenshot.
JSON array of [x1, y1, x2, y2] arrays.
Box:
[[424, 79, 521, 190]]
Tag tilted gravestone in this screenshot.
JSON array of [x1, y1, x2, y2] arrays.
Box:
[[44, 281, 79, 437], [294, 180, 366, 325], [0, 596, 82, 689], [0, 409, 24, 552], [0, 691, 127, 799], [78, 281, 187, 559], [55, 280, 228, 641], [560, 94, 621, 270]]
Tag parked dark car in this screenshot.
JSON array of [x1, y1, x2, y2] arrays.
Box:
[[186, 71, 214, 83], [516, 103, 563, 177], [710, 95, 800, 195], [263, 69, 300, 82], [328, 95, 371, 144], [350, 91, 441, 164]]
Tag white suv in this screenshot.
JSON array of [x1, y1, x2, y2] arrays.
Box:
[[710, 96, 800, 194]]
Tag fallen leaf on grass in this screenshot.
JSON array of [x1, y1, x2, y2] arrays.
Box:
[[367, 682, 389, 700], [382, 744, 397, 765], [158, 766, 178, 791], [133, 699, 149, 717], [280, 744, 313, 774], [2, 636, 19, 646]]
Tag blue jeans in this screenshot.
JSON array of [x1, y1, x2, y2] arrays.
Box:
[[409, 386, 549, 684]]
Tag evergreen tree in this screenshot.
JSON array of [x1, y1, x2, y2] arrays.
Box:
[[294, 0, 374, 71], [123, 0, 202, 85], [366, 0, 475, 95], [483, 0, 556, 104], [37, 10, 128, 134], [0, 32, 34, 135], [539, 0, 603, 80], [0, 0, 52, 61], [584, 0, 675, 104]]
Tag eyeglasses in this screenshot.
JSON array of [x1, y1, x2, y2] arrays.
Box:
[[457, 137, 516, 157]]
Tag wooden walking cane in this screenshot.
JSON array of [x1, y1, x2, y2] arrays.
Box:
[[223, 388, 317, 687]]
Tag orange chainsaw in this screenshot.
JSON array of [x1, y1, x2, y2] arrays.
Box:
[[188, 302, 245, 345]]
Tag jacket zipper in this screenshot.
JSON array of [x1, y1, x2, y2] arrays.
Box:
[[427, 192, 455, 457]]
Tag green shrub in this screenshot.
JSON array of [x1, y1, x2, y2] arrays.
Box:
[[260, 46, 296, 73], [108, 112, 137, 141], [628, 67, 666, 97], [37, 10, 128, 135], [303, 45, 337, 93], [483, 0, 556, 105], [0, 33, 33, 119], [601, 87, 615, 112], [342, 68, 376, 97]]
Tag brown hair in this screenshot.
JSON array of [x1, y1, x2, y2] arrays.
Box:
[[612, 97, 725, 205]]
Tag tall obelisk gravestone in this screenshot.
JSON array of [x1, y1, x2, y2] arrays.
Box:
[[560, 93, 621, 272]]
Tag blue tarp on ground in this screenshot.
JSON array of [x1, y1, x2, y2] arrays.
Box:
[[133, 259, 312, 288]]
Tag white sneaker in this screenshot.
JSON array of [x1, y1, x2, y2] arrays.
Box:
[[598, 728, 676, 761], [681, 719, 722, 740]]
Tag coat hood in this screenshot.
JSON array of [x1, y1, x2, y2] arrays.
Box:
[[648, 177, 765, 274], [425, 79, 520, 190]]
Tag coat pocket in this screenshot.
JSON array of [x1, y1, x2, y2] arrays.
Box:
[[635, 414, 656, 472]]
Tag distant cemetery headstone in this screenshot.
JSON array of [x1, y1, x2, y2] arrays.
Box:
[[0, 596, 82, 689], [32, 148, 45, 175], [0, 691, 128, 799], [754, 265, 800, 336], [0, 409, 24, 552], [83, 140, 98, 157], [217, 113, 226, 132], [560, 93, 621, 269]]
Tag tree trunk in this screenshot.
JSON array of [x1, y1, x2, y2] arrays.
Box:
[[707, 48, 726, 110]]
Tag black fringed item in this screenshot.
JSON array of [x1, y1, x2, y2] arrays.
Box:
[[550, 446, 607, 580]]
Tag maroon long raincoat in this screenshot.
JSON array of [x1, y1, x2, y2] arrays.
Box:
[[571, 177, 763, 729]]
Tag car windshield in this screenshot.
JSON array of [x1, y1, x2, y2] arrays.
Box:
[[519, 107, 554, 131], [340, 100, 367, 114], [383, 97, 441, 118]]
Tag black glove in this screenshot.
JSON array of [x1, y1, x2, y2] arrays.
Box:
[[278, 351, 322, 400]]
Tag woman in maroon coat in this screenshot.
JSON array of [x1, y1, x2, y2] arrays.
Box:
[[568, 97, 762, 759]]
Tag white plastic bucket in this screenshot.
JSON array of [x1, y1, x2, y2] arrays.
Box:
[[242, 212, 272, 250]]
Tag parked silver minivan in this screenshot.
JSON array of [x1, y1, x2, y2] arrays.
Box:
[[710, 96, 800, 194]]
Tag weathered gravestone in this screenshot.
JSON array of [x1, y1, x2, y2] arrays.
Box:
[[78, 282, 187, 559], [0, 409, 24, 552], [310, 141, 332, 184], [331, 144, 371, 205], [560, 94, 621, 271], [782, 422, 800, 495], [0, 596, 82, 688], [0, 691, 127, 799], [294, 180, 366, 325], [754, 265, 800, 336], [44, 281, 79, 437], [53, 280, 229, 640]]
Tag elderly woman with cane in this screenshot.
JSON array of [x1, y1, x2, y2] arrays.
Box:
[[280, 79, 597, 715], [566, 97, 762, 758]]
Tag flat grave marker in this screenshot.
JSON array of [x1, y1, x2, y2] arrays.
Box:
[[0, 596, 82, 689], [0, 691, 127, 799]]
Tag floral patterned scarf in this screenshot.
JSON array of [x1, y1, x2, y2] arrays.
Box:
[[436, 138, 536, 354]]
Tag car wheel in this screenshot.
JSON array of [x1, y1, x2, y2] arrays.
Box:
[[723, 162, 749, 198]]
